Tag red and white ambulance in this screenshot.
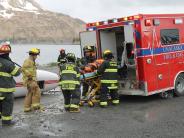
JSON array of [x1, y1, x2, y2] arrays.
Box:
[[80, 14, 184, 97]]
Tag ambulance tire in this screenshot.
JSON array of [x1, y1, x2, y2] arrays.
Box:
[[174, 73, 184, 97], [159, 91, 173, 99]]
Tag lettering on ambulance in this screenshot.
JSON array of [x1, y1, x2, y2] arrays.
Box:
[[163, 45, 184, 60], [163, 45, 183, 53], [163, 52, 184, 60]]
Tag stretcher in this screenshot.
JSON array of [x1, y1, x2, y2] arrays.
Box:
[[79, 71, 101, 107], [79, 59, 104, 107], [79, 71, 97, 80]]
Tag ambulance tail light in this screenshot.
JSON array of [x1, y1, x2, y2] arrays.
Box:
[[174, 18, 183, 24], [145, 19, 152, 26]]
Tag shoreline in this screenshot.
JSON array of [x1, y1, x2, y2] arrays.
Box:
[[10, 42, 80, 45]]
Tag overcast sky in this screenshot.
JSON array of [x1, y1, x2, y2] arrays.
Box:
[[37, 0, 184, 23]]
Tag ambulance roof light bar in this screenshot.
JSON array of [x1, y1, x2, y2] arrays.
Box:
[[86, 14, 142, 28]]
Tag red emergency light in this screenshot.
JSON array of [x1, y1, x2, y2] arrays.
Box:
[[86, 23, 90, 28], [145, 19, 152, 26], [87, 15, 141, 28], [134, 15, 141, 20], [128, 16, 134, 20], [117, 17, 128, 22]]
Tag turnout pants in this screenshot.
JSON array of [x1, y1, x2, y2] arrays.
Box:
[[62, 85, 80, 109], [0, 92, 14, 124], [24, 80, 41, 112], [100, 84, 119, 106]]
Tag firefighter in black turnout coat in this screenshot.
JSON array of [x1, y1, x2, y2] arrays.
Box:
[[0, 43, 21, 126], [97, 50, 119, 107], [59, 53, 81, 112]]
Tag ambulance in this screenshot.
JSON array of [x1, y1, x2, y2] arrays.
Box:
[[80, 14, 184, 98]]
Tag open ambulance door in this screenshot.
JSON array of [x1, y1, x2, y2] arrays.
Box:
[[123, 24, 137, 82], [119, 24, 142, 95], [124, 24, 135, 66], [79, 31, 98, 57]]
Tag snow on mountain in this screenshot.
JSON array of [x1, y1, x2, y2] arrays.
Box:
[[0, 0, 85, 44], [0, 0, 42, 18]]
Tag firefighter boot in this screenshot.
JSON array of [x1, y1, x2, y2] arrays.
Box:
[[2, 120, 16, 126], [112, 100, 120, 105], [69, 104, 80, 113], [100, 101, 108, 108], [64, 104, 70, 112]]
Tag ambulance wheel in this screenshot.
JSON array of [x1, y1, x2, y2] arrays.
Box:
[[159, 91, 173, 99], [88, 101, 94, 107], [175, 73, 184, 96]]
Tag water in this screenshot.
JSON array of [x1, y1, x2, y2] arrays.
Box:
[[10, 44, 82, 65]]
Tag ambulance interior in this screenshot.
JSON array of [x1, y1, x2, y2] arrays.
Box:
[[99, 25, 137, 89]]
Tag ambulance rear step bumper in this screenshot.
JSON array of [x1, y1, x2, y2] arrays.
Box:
[[118, 89, 146, 96]]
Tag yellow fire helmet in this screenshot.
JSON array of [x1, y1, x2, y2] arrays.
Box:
[[29, 48, 40, 55], [103, 49, 112, 55], [103, 49, 113, 59]]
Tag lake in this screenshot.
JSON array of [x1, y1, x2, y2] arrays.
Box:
[[10, 44, 82, 65]]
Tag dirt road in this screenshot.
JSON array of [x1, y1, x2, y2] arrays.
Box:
[[1, 66, 184, 138]]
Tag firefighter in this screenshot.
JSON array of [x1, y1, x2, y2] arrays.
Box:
[[59, 53, 81, 112], [82, 45, 97, 65], [97, 49, 119, 107], [0, 43, 21, 126], [22, 48, 41, 112], [80, 45, 97, 97], [57, 48, 67, 65]]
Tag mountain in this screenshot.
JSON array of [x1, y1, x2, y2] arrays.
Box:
[[0, 0, 85, 44]]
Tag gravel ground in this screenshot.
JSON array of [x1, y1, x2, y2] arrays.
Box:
[[0, 66, 184, 138]]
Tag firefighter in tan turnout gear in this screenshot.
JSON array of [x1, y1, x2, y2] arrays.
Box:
[[0, 43, 21, 126], [59, 53, 81, 113], [22, 48, 41, 112]]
